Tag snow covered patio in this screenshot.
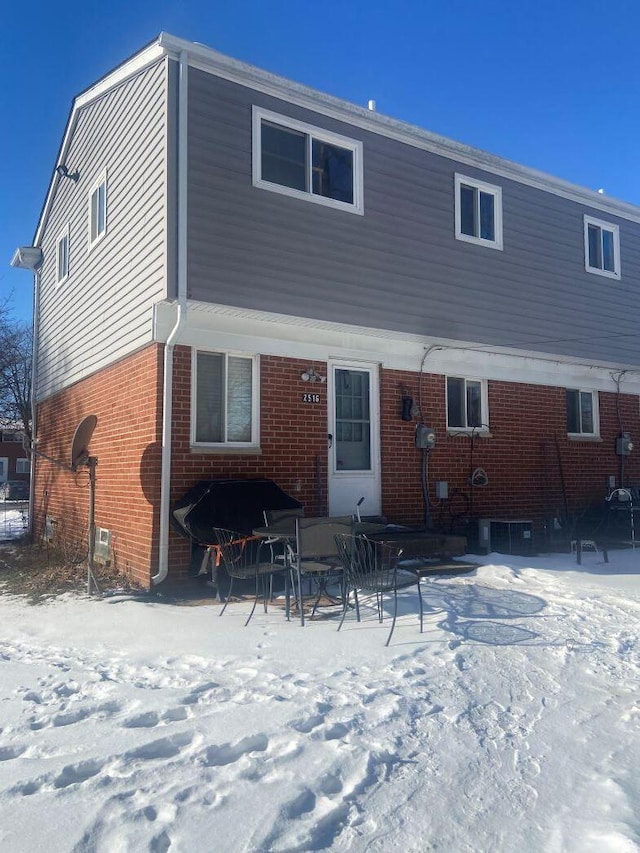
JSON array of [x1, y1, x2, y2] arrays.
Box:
[[0, 545, 638, 852]]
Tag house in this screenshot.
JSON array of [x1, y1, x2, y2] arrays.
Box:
[[0, 422, 29, 499], [11, 33, 640, 587]]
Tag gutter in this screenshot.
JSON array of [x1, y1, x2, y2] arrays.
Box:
[[153, 49, 189, 585]]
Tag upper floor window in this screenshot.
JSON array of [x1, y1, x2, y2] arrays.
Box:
[[192, 349, 259, 447], [446, 376, 489, 431], [252, 107, 364, 214], [89, 171, 107, 248], [584, 215, 620, 279], [566, 388, 599, 437], [455, 174, 503, 250], [15, 458, 29, 474], [56, 226, 69, 284]]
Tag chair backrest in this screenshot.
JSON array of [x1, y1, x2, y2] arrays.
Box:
[[263, 507, 305, 529], [296, 516, 353, 560], [213, 527, 264, 576], [334, 533, 402, 589]]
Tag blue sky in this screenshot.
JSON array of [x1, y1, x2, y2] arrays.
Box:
[[3, 0, 640, 324]]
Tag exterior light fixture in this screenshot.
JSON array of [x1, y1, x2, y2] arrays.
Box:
[[56, 164, 80, 182], [300, 367, 326, 383]]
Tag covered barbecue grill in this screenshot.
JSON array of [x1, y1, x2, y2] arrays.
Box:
[[172, 478, 302, 545]]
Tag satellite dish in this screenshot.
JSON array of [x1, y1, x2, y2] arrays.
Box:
[[71, 415, 98, 471]]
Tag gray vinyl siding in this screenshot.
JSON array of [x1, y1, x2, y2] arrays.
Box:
[[36, 60, 168, 400], [187, 68, 640, 366]]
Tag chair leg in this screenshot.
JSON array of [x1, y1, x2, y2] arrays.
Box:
[[417, 580, 424, 634], [385, 587, 399, 647], [219, 576, 234, 616], [244, 573, 260, 627], [337, 586, 350, 632], [295, 565, 305, 627]]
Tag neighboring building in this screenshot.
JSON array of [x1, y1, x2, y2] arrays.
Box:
[[12, 33, 640, 586], [0, 422, 29, 497]]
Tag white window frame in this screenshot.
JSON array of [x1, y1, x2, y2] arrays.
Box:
[[15, 458, 29, 475], [252, 106, 364, 215], [88, 170, 107, 249], [56, 224, 70, 285], [446, 376, 490, 433], [583, 215, 620, 280], [566, 388, 600, 438], [454, 173, 503, 250], [190, 348, 260, 449]]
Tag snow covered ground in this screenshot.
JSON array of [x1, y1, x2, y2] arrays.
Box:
[[0, 526, 638, 852], [0, 504, 28, 541]]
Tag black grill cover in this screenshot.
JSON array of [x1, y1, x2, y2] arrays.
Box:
[[172, 479, 302, 544]]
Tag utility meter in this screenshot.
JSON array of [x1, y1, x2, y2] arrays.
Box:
[[415, 424, 436, 449], [616, 433, 634, 456]]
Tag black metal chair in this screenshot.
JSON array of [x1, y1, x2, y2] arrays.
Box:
[[334, 533, 424, 646], [293, 516, 353, 625], [212, 528, 289, 626]]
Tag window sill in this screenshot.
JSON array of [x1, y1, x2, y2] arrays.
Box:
[[585, 266, 620, 281], [455, 232, 503, 251], [190, 444, 262, 456], [567, 434, 602, 443], [447, 429, 492, 438]]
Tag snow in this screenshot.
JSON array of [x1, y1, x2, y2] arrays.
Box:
[[0, 543, 638, 852], [0, 506, 28, 541]]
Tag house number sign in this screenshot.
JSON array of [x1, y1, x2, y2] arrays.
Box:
[[302, 393, 321, 403]]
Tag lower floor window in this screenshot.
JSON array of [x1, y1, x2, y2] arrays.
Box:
[[566, 389, 598, 436], [446, 377, 487, 430], [15, 458, 29, 474], [193, 350, 258, 445]]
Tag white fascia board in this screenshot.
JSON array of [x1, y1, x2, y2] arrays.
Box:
[[153, 300, 640, 394], [33, 42, 166, 247], [158, 33, 640, 226]]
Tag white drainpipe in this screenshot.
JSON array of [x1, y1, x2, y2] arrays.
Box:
[[153, 49, 189, 585]]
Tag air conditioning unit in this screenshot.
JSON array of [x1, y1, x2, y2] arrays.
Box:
[[478, 519, 535, 556]]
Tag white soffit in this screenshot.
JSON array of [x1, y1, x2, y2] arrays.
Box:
[[153, 300, 640, 394]]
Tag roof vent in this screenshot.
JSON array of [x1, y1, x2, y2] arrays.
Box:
[[367, 99, 376, 112]]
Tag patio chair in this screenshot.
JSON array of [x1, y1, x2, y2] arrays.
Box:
[[293, 516, 353, 625], [334, 533, 424, 646], [212, 527, 289, 626]]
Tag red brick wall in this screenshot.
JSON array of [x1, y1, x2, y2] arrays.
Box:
[[35, 345, 640, 587], [33, 345, 164, 587], [380, 369, 640, 533], [167, 349, 330, 580]]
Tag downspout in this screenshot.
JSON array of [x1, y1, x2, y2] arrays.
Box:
[[27, 269, 41, 534], [153, 49, 189, 585]]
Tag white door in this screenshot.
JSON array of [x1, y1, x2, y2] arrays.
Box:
[[328, 361, 381, 517]]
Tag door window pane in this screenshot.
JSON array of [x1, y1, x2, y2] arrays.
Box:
[[335, 369, 371, 470]]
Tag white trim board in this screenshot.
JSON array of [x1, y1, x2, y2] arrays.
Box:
[[153, 300, 640, 395]]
